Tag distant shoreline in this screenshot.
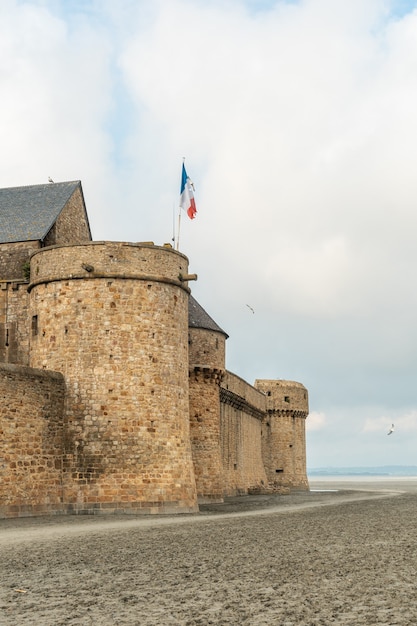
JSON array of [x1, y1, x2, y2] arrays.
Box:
[[308, 475, 417, 494], [308, 465, 417, 478], [308, 473, 417, 478]]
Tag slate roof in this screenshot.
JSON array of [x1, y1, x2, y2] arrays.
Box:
[[188, 295, 229, 338], [0, 181, 82, 243]]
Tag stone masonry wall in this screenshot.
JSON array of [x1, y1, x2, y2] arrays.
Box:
[[43, 185, 91, 247], [28, 242, 198, 514], [0, 240, 39, 281], [0, 282, 30, 365], [188, 325, 226, 370], [29, 241, 189, 287], [220, 371, 268, 496], [0, 363, 65, 518]]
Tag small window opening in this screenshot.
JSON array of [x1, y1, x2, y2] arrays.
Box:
[[284, 396, 290, 403], [31, 315, 38, 336]]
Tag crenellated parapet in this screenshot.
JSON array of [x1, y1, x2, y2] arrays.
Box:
[[220, 385, 265, 421], [189, 366, 224, 384]]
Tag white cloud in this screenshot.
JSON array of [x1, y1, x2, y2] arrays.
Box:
[[306, 411, 327, 431], [116, 0, 417, 324], [2, 0, 417, 466], [0, 1, 115, 232], [363, 411, 417, 433]]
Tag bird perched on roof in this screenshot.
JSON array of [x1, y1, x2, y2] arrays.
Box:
[[48, 177, 54, 183], [387, 424, 394, 435]]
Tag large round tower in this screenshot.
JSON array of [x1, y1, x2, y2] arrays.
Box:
[[254, 379, 309, 491], [28, 241, 198, 514]]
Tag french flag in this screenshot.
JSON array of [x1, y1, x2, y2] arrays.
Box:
[[180, 163, 197, 220]]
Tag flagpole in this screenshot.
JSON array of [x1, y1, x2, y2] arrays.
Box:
[[176, 207, 182, 250], [176, 157, 186, 250], [172, 202, 176, 246]]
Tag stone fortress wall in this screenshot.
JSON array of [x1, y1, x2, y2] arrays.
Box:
[[0, 181, 309, 517], [0, 363, 65, 517], [220, 372, 268, 496]]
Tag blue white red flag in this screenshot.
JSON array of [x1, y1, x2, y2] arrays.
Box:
[[180, 163, 197, 219]]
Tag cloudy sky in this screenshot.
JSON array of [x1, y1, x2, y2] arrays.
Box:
[[2, 0, 417, 469]]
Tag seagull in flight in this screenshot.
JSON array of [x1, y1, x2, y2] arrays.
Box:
[[246, 304, 255, 314], [387, 424, 395, 435]]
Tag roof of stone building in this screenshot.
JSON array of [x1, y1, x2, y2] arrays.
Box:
[[188, 295, 229, 338], [0, 180, 83, 243]]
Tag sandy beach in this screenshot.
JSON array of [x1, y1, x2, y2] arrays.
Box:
[[1, 478, 416, 625]]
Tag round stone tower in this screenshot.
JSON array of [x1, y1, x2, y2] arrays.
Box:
[[188, 296, 228, 503], [254, 379, 309, 491], [28, 241, 198, 514]]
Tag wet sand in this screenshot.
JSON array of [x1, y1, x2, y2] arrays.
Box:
[[1, 479, 416, 625]]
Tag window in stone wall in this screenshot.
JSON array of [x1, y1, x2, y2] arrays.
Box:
[[31, 315, 38, 336]]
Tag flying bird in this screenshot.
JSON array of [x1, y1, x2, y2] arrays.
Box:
[[387, 424, 395, 435], [246, 304, 255, 314], [48, 177, 54, 183]]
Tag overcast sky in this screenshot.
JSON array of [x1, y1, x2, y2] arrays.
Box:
[[2, 0, 417, 469]]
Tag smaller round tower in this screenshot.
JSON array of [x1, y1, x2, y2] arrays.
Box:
[[188, 296, 228, 503], [254, 379, 309, 491]]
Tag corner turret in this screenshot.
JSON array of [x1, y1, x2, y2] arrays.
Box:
[[255, 379, 309, 491]]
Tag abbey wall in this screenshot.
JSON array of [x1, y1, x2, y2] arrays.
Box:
[[0, 181, 309, 517]]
